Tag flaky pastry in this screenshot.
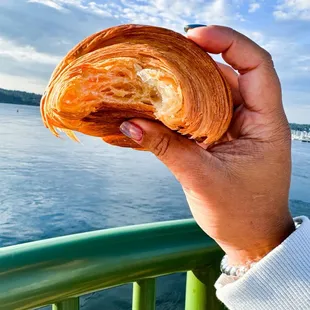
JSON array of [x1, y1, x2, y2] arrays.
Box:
[[41, 24, 233, 149]]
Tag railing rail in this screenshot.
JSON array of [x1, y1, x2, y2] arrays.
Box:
[[0, 219, 225, 310]]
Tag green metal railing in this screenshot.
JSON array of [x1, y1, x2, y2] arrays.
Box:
[[0, 219, 225, 310]]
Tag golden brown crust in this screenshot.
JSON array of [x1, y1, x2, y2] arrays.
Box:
[[41, 24, 233, 148]]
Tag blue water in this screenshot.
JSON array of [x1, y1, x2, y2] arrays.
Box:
[[0, 103, 309, 309]]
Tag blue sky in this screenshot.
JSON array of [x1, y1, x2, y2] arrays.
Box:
[[0, 0, 309, 123]]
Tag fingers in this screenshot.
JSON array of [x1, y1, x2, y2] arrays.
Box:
[[188, 26, 271, 73], [216, 62, 244, 107], [119, 119, 208, 184], [187, 26, 282, 115]]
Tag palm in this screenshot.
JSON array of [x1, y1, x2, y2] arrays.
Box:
[[182, 64, 292, 252]]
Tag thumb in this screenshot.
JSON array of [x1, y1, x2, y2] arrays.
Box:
[[120, 119, 206, 183]]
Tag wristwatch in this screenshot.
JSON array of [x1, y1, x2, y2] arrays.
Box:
[[220, 218, 303, 277]]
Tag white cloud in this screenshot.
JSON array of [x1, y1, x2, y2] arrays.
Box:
[[236, 12, 246, 21], [299, 66, 310, 72], [283, 91, 310, 124], [249, 2, 260, 13], [0, 73, 46, 94], [295, 55, 310, 63], [26, 0, 236, 32], [248, 31, 265, 44], [0, 37, 60, 65], [100, 0, 230, 32], [194, 0, 229, 24], [85, 2, 112, 17], [28, 0, 111, 17], [295, 55, 310, 72], [238, 29, 310, 81], [274, 0, 310, 20], [28, 0, 65, 11]]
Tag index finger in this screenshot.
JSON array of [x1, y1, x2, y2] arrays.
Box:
[[187, 26, 282, 114]]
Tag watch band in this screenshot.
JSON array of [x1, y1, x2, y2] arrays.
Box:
[[220, 218, 303, 277]]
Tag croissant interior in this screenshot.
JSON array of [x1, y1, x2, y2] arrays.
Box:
[[41, 24, 233, 148]]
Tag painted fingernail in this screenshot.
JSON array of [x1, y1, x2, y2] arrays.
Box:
[[184, 24, 207, 32], [120, 121, 143, 141]]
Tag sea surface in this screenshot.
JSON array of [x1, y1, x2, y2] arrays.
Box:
[[0, 103, 309, 309]]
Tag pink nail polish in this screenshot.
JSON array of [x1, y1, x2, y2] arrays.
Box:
[[120, 121, 143, 141]]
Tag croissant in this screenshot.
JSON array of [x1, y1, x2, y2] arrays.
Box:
[[41, 24, 232, 149]]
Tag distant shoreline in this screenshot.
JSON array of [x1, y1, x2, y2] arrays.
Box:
[[1, 87, 309, 130], [0, 88, 41, 107]]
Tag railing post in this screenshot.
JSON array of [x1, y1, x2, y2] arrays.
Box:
[[52, 297, 79, 310], [185, 263, 226, 310], [132, 278, 156, 310]]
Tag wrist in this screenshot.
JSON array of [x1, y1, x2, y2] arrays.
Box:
[[225, 216, 296, 266], [220, 217, 300, 277]]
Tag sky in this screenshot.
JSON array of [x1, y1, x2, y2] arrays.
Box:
[[0, 0, 309, 123]]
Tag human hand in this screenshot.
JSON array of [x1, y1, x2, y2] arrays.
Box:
[[119, 25, 295, 265]]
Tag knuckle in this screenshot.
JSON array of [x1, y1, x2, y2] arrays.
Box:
[[266, 117, 292, 148], [264, 50, 273, 61], [261, 49, 275, 67], [151, 134, 172, 158], [230, 27, 237, 38]]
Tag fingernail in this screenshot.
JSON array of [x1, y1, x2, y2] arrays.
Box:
[[184, 24, 207, 33], [120, 121, 143, 141]]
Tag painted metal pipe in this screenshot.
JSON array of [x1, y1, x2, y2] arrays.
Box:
[[132, 278, 156, 310], [0, 219, 223, 309], [52, 297, 79, 310]]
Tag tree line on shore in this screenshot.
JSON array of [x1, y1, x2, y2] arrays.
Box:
[[290, 123, 310, 132], [0, 88, 41, 106]]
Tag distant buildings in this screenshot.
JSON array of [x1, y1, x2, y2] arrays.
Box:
[[291, 130, 310, 142]]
